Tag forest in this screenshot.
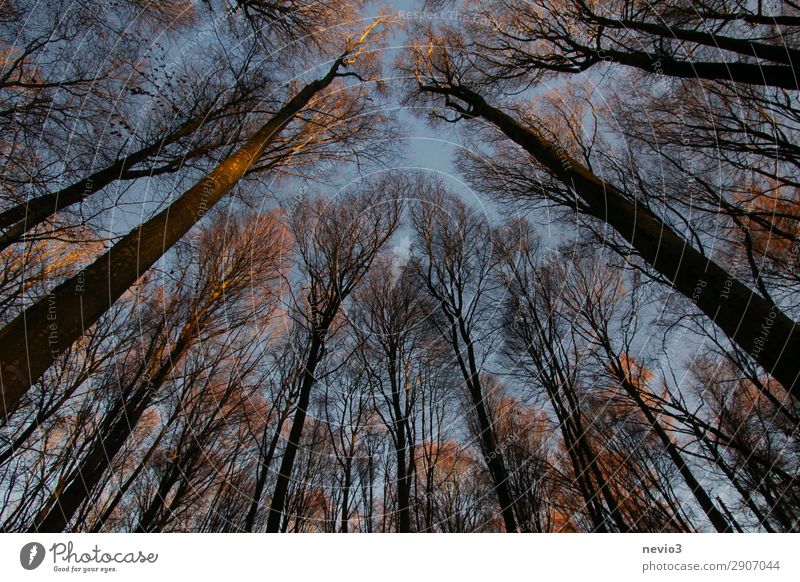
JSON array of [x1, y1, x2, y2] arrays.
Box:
[[0, 0, 798, 533]]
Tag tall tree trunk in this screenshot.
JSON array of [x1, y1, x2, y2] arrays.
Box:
[[605, 354, 732, 532], [467, 377, 519, 532], [136, 460, 185, 533], [455, 318, 518, 532], [30, 385, 152, 532], [516, 311, 621, 531], [690, 420, 780, 531], [265, 334, 325, 532], [543, 372, 624, 531], [340, 455, 353, 533], [0, 57, 348, 418], [243, 397, 293, 532], [395, 443, 411, 533], [388, 356, 412, 532], [136, 378, 237, 533], [426, 85, 800, 396], [89, 407, 177, 532]]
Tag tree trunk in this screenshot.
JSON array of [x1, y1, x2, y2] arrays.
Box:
[[265, 334, 325, 532], [605, 49, 796, 89], [136, 461, 185, 533], [0, 58, 347, 418], [30, 386, 151, 532], [432, 86, 800, 396], [340, 456, 353, 533], [243, 398, 293, 532], [389, 356, 412, 532], [395, 444, 411, 533], [89, 409, 176, 532], [457, 318, 518, 532], [606, 355, 732, 532], [468, 378, 519, 532], [590, 16, 800, 66]]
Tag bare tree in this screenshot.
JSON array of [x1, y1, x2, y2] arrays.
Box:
[[407, 41, 800, 397], [354, 258, 442, 531], [408, 178, 520, 532], [26, 209, 285, 531], [0, 26, 383, 417], [460, 0, 799, 89], [264, 178, 403, 532]]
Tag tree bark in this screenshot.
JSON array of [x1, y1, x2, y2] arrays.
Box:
[[587, 14, 800, 66], [454, 316, 519, 532], [30, 385, 152, 532], [388, 355, 412, 532]]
